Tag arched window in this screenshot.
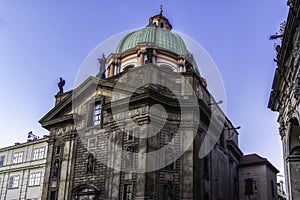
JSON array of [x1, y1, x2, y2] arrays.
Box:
[[72, 184, 100, 200], [86, 153, 95, 173], [289, 118, 300, 155]]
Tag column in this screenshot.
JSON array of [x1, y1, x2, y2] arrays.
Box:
[[108, 63, 115, 77], [57, 132, 76, 200], [140, 53, 145, 66]]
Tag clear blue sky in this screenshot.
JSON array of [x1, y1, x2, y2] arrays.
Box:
[[0, 1, 288, 174]]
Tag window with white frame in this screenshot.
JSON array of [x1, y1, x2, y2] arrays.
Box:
[[29, 172, 42, 186], [91, 102, 101, 126], [0, 155, 5, 166], [33, 147, 45, 160], [12, 152, 23, 164], [8, 175, 20, 188]]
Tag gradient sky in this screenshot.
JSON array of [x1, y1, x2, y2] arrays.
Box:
[[0, 1, 288, 175]]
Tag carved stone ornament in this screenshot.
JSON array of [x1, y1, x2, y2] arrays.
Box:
[[279, 120, 287, 138], [287, 0, 294, 7], [293, 76, 300, 100]]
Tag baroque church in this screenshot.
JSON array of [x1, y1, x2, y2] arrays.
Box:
[[39, 9, 246, 200], [268, 0, 300, 199]]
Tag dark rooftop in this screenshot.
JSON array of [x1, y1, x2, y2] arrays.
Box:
[[239, 153, 279, 173]]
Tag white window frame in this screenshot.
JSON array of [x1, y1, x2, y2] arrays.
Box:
[[8, 175, 20, 188], [92, 102, 101, 126], [0, 155, 5, 166], [29, 172, 42, 186], [12, 152, 23, 164], [33, 147, 45, 160]]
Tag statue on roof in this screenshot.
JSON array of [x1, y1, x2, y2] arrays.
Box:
[[57, 77, 65, 94], [98, 53, 107, 79]]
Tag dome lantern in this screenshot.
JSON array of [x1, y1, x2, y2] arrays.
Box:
[[148, 5, 172, 30]]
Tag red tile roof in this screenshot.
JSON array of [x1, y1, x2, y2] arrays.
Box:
[[239, 153, 279, 173], [240, 153, 267, 165]]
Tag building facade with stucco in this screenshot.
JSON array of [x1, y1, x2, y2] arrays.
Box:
[[238, 154, 279, 200], [0, 136, 48, 200]]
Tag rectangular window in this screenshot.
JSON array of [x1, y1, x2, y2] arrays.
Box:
[[127, 130, 134, 141], [88, 138, 96, 149], [203, 156, 209, 179], [8, 175, 20, 188], [12, 152, 23, 164], [220, 132, 225, 148], [245, 178, 254, 195], [29, 172, 42, 186], [271, 180, 275, 197], [123, 184, 133, 200], [33, 147, 45, 160], [92, 102, 101, 126], [50, 191, 56, 200], [56, 146, 61, 155], [0, 155, 5, 166]]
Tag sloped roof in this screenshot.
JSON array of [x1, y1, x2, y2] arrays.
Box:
[[239, 153, 279, 173]]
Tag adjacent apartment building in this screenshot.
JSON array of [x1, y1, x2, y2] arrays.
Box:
[[0, 136, 48, 200], [238, 154, 279, 200]]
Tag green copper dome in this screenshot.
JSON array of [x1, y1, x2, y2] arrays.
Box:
[[115, 25, 190, 56]]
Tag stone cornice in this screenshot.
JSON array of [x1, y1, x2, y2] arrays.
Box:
[[268, 2, 300, 111]]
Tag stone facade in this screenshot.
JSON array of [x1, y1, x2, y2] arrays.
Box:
[[268, 1, 300, 199], [0, 137, 48, 200], [39, 11, 243, 200]]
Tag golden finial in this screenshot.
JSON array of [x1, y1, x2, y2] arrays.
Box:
[[160, 4, 163, 15]]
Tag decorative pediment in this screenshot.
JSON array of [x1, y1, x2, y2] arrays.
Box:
[[39, 76, 115, 130]]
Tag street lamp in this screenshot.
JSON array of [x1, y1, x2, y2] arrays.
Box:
[[227, 126, 241, 140], [208, 100, 223, 106], [227, 126, 241, 131]]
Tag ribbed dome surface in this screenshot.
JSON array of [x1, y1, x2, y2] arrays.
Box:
[[116, 26, 190, 55]]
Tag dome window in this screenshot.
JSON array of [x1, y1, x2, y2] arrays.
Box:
[[123, 65, 134, 72]]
